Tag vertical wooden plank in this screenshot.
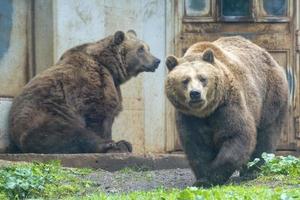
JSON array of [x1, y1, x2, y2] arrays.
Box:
[[174, 0, 185, 150], [165, 0, 185, 152], [142, 0, 166, 153], [26, 0, 35, 80], [269, 51, 291, 147], [165, 0, 176, 152], [295, 0, 300, 149], [34, 0, 54, 74]]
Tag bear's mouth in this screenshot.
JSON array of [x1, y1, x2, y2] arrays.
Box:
[[143, 65, 158, 72], [143, 60, 160, 72], [188, 99, 205, 107]]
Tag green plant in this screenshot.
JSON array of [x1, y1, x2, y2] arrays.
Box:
[[248, 153, 300, 176], [0, 161, 92, 199]]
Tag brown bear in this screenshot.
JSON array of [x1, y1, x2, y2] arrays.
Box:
[[9, 30, 160, 153], [165, 36, 288, 186]]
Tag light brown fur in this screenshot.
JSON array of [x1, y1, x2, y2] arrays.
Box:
[[165, 36, 288, 186]]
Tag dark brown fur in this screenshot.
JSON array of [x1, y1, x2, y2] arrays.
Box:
[[165, 36, 288, 186], [9, 30, 160, 153]]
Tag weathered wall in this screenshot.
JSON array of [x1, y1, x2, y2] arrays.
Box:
[[0, 0, 29, 97], [0, 0, 167, 153], [53, 0, 166, 153], [0, 98, 11, 152], [0, 0, 32, 152], [1, 0, 298, 153]]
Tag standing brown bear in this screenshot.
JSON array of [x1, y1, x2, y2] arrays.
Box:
[[9, 30, 160, 153], [165, 36, 288, 186]]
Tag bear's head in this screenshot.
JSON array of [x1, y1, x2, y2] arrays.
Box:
[[122, 30, 161, 75], [86, 30, 160, 84], [165, 49, 224, 117]]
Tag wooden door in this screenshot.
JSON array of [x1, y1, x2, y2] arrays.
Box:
[[166, 0, 300, 153]]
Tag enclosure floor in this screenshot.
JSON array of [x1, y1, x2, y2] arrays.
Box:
[[85, 168, 195, 193], [0, 153, 189, 171]]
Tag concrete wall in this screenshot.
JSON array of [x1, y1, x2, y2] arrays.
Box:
[[0, 98, 12, 152], [0, 0, 32, 152], [0, 0, 29, 97], [0, 0, 167, 153]]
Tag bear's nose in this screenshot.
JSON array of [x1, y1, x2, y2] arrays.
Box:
[[190, 90, 201, 100], [154, 58, 161, 66]]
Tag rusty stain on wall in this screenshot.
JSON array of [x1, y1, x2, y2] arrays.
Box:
[[0, 1, 28, 97], [0, 0, 13, 60]]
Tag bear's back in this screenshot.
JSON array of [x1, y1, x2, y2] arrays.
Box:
[[213, 36, 283, 99], [214, 36, 279, 72]]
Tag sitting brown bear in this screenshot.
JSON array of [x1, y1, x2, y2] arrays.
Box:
[[165, 36, 288, 186], [9, 30, 160, 153]]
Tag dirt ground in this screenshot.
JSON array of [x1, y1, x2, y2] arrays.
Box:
[[84, 168, 196, 193], [1, 159, 297, 195], [0, 158, 195, 194]]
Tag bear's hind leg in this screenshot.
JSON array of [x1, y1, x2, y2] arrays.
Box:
[[20, 120, 115, 153], [252, 124, 283, 161], [242, 103, 288, 177], [85, 116, 132, 153], [242, 119, 286, 177]]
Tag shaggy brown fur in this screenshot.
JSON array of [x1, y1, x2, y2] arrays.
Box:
[[9, 30, 160, 153], [165, 36, 288, 186]]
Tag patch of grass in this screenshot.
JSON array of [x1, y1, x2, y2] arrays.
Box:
[[0, 161, 93, 199], [68, 186, 300, 200], [1, 154, 300, 199]]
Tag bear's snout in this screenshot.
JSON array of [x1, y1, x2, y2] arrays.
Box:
[[154, 58, 161, 66], [145, 58, 160, 72], [190, 90, 201, 101], [151, 58, 161, 69]]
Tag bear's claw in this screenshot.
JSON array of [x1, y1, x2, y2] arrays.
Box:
[[106, 140, 133, 153]]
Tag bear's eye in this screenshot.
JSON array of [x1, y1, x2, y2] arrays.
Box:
[[199, 76, 208, 85], [182, 78, 189, 85], [138, 46, 145, 53]]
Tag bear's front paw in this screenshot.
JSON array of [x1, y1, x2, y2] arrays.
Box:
[[97, 140, 116, 153], [106, 140, 132, 153]]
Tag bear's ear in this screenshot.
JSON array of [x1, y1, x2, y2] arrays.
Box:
[[202, 49, 214, 63], [166, 55, 178, 71], [113, 31, 125, 45], [127, 30, 137, 38]]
